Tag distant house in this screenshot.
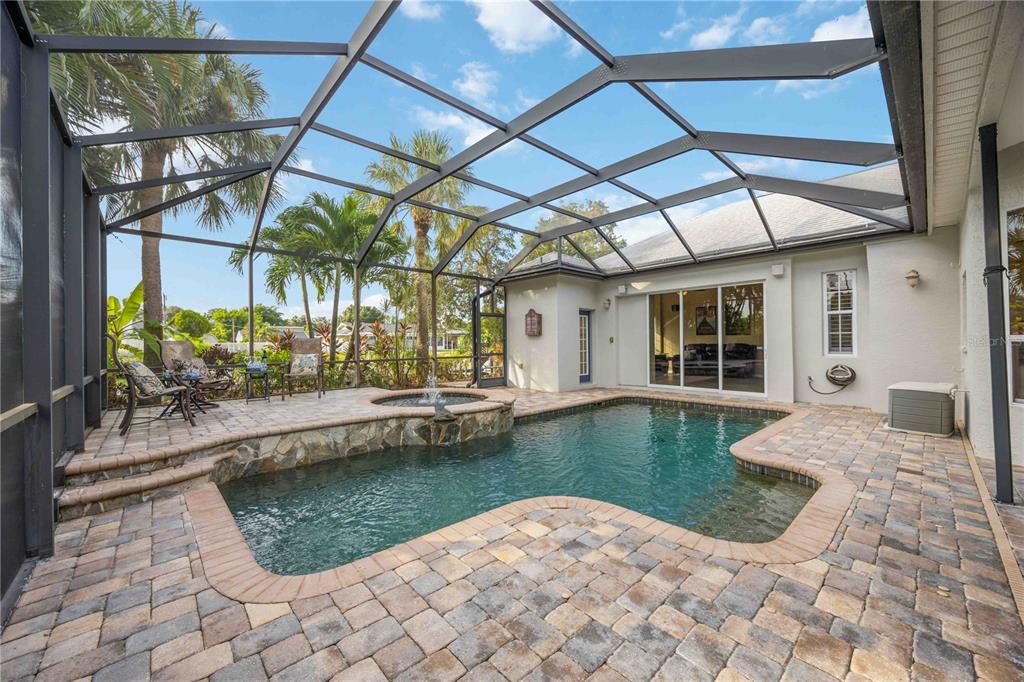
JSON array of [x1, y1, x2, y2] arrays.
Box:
[[403, 327, 468, 351], [233, 325, 310, 343]]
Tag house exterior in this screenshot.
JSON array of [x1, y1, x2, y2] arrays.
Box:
[[503, 4, 1024, 467]]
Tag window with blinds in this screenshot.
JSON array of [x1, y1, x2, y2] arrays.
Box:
[[824, 270, 856, 355]]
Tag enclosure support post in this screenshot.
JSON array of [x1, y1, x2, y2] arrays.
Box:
[[84, 193, 102, 427], [21, 43, 54, 556], [63, 143, 86, 451], [353, 264, 361, 387], [980, 123, 1014, 504], [431, 275, 438, 380], [100, 232, 108, 412], [247, 252, 255, 358]]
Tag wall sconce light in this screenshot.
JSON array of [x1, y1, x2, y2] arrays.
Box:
[[905, 269, 920, 288], [602, 298, 611, 310]]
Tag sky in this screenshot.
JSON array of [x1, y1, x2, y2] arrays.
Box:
[[101, 0, 894, 321]]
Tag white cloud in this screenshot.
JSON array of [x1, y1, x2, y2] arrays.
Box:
[[293, 158, 317, 173], [278, 158, 320, 202], [467, 0, 561, 54], [410, 62, 435, 82], [796, 0, 859, 17], [659, 21, 690, 40], [811, 6, 871, 42], [412, 106, 495, 147], [514, 89, 539, 113], [565, 38, 584, 59], [773, 78, 845, 100], [198, 18, 232, 39], [744, 16, 787, 45], [700, 169, 736, 182], [689, 9, 746, 49], [399, 0, 442, 21], [453, 62, 499, 109]]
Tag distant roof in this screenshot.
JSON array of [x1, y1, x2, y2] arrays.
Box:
[[516, 163, 908, 276]]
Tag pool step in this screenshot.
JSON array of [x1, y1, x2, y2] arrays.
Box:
[[58, 452, 234, 520], [64, 447, 218, 486]]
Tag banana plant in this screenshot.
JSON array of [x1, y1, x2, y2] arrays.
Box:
[[107, 281, 164, 363]]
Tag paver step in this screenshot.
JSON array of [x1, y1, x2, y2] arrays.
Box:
[[58, 453, 233, 520]]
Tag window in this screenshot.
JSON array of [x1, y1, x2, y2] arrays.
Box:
[[823, 270, 856, 355], [1009, 208, 1023, 402], [579, 311, 591, 382]]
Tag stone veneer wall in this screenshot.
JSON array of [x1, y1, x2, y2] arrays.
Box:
[[212, 403, 514, 484]]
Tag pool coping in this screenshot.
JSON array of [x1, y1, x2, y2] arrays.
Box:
[[185, 395, 858, 603]]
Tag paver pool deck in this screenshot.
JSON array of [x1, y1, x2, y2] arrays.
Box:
[[2, 387, 1023, 681]]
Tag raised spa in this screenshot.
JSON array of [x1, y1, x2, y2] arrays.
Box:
[[220, 402, 812, 575], [373, 392, 484, 407]]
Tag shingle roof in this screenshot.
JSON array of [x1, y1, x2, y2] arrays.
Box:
[[515, 163, 907, 275]]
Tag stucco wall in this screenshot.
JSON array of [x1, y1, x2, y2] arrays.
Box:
[[505, 233, 962, 419], [790, 247, 871, 408], [506, 274, 602, 392], [958, 142, 1024, 463], [506, 276, 559, 392]]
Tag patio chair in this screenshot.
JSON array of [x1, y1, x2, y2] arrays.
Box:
[[284, 337, 324, 399], [108, 334, 194, 436], [161, 339, 232, 407]]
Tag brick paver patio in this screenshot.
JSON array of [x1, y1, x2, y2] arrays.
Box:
[[3, 389, 1023, 681]]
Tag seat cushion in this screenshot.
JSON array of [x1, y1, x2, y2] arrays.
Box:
[[291, 353, 320, 375], [125, 361, 165, 397]]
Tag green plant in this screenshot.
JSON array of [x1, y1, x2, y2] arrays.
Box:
[[30, 0, 284, 366], [366, 131, 472, 374], [106, 281, 162, 362], [285, 193, 407, 370]]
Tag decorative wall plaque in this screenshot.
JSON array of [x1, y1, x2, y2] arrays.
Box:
[[525, 309, 542, 337]]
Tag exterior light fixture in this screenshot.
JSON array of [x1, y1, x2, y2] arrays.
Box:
[[617, 284, 629, 295], [905, 269, 920, 287], [603, 298, 611, 310]]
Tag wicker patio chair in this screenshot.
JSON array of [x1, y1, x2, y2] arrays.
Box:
[[283, 337, 324, 398], [108, 334, 194, 436], [161, 339, 232, 407]]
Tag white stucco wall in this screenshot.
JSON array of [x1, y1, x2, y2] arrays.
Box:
[[863, 227, 962, 413], [506, 276, 559, 392], [506, 274, 602, 392], [958, 142, 1024, 463], [790, 247, 872, 408], [505, 232, 962, 418]]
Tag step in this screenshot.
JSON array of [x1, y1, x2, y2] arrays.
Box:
[[58, 453, 232, 520]]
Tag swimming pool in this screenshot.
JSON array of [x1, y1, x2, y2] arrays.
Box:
[[219, 401, 812, 575]]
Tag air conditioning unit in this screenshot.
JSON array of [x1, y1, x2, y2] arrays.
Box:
[[887, 382, 955, 437]]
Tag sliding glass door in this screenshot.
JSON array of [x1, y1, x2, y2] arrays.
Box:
[[649, 282, 764, 394], [649, 293, 681, 386], [722, 284, 765, 393]]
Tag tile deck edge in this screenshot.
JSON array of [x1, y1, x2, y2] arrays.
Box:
[[185, 401, 856, 603]]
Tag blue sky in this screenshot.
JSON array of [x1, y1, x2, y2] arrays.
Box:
[[104, 0, 893, 319]]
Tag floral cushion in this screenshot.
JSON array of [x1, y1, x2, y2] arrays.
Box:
[[291, 353, 319, 376], [125, 361, 165, 397], [170, 357, 210, 378]]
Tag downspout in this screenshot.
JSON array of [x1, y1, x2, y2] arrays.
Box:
[[979, 123, 1014, 504]]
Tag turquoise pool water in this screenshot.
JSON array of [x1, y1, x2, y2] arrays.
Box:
[[220, 402, 812, 575]]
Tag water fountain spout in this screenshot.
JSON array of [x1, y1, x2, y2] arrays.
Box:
[[421, 372, 445, 407]]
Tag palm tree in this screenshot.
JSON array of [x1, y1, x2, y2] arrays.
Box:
[[365, 131, 472, 371], [30, 0, 284, 365], [228, 219, 331, 338], [287, 193, 408, 374]]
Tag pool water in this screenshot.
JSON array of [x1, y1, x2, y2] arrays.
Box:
[[374, 394, 482, 407], [220, 402, 812, 575]]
